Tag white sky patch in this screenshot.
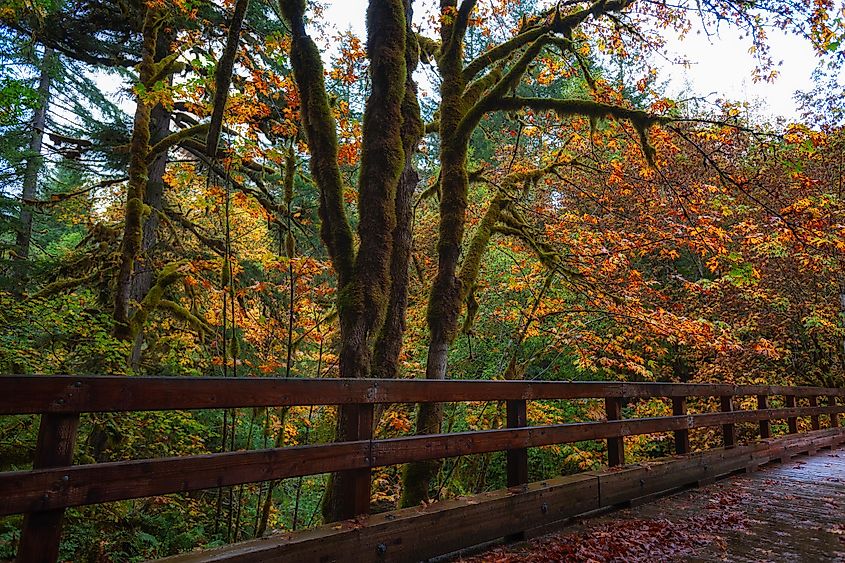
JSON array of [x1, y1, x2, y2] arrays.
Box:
[[320, 0, 817, 120], [658, 24, 817, 120], [89, 1, 819, 122]]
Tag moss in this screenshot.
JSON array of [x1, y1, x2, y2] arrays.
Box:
[[147, 123, 210, 161], [113, 7, 159, 339], [354, 0, 408, 333], [127, 261, 187, 339], [157, 299, 214, 334], [457, 192, 506, 302], [280, 0, 354, 284], [27, 271, 103, 301], [399, 458, 438, 507], [487, 96, 665, 167]]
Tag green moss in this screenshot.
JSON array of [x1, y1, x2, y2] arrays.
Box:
[[127, 261, 187, 339]]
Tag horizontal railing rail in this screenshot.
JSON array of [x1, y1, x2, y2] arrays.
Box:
[[2, 375, 843, 562], [4, 375, 845, 414]]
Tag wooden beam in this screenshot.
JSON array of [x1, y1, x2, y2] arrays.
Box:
[[506, 399, 528, 487], [808, 396, 821, 430], [758, 395, 771, 439], [17, 413, 79, 563], [721, 395, 736, 447], [3, 376, 844, 415], [337, 403, 373, 519], [605, 397, 625, 467], [785, 395, 798, 434], [672, 396, 689, 455], [4, 405, 845, 516]]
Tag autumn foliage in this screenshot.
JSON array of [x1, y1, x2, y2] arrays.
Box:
[[1, 0, 845, 558]]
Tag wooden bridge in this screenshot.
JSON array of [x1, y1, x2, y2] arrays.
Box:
[[3, 376, 844, 562]]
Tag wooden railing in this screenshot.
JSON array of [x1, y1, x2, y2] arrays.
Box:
[[3, 376, 845, 562]]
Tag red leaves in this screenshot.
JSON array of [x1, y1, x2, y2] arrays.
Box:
[[462, 489, 745, 562]]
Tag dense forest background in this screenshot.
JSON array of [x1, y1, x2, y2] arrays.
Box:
[[1, 0, 845, 559]]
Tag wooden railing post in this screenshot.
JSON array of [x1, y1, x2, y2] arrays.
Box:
[[17, 413, 80, 563], [672, 397, 689, 455], [721, 395, 737, 447], [605, 397, 625, 467], [808, 396, 821, 430], [506, 399, 528, 487], [830, 396, 840, 428], [785, 394, 798, 434], [336, 403, 373, 519], [757, 395, 771, 439]]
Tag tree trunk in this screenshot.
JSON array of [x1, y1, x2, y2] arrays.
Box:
[[400, 9, 471, 506], [371, 1, 423, 381], [113, 9, 158, 340], [15, 47, 53, 271], [130, 31, 173, 368]]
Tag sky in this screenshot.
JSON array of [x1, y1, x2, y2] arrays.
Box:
[[321, 0, 818, 121]]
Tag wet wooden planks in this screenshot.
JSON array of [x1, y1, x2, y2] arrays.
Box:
[[484, 446, 845, 562]]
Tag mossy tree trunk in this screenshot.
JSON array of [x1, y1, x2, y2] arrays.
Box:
[[280, 0, 419, 522], [371, 1, 424, 380], [401, 0, 658, 506], [113, 9, 196, 343], [112, 8, 159, 341], [129, 29, 174, 368]]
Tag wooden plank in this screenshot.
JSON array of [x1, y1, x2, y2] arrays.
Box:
[[3, 376, 844, 415], [16, 413, 80, 563], [597, 446, 756, 506], [758, 395, 771, 438], [156, 429, 845, 563], [605, 397, 625, 466], [5, 406, 845, 516], [336, 403, 373, 519], [0, 441, 371, 516], [159, 474, 601, 563], [506, 399, 528, 487], [831, 396, 840, 428], [672, 397, 689, 455]]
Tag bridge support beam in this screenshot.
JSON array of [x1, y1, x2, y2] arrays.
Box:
[[506, 399, 528, 487], [672, 397, 689, 455], [785, 395, 798, 434], [758, 395, 771, 439], [808, 396, 821, 430], [17, 413, 80, 563], [605, 397, 625, 467]]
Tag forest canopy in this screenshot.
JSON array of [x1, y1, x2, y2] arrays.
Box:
[[1, 0, 845, 559]]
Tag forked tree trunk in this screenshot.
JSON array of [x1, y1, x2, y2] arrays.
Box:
[[400, 15, 470, 506], [281, 0, 410, 522]]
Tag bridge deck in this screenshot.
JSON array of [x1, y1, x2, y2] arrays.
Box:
[[464, 446, 845, 562]]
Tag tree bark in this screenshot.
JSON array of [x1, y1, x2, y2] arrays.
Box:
[[281, 0, 409, 522], [15, 47, 53, 269], [130, 31, 173, 368], [401, 2, 470, 506], [371, 0, 423, 381], [205, 0, 250, 157], [113, 8, 158, 340]]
